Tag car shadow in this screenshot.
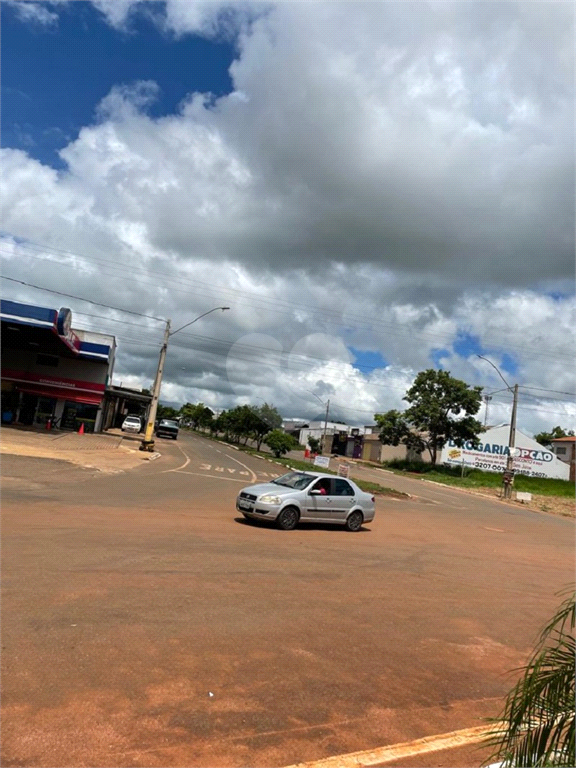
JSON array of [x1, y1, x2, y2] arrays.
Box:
[[233, 516, 370, 532]]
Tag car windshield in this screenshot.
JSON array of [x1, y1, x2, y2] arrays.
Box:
[[272, 471, 316, 489], [125, 418, 139, 423], [161, 420, 178, 427]]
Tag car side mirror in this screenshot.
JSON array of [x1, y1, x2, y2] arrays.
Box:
[[309, 489, 321, 496]]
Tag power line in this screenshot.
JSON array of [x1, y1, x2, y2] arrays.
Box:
[[2, 237, 574, 363], [70, 313, 576, 401], [73, 311, 162, 330], [0, 275, 165, 322], [519, 385, 576, 397]]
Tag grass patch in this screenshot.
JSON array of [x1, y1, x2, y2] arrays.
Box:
[[382, 459, 574, 498]]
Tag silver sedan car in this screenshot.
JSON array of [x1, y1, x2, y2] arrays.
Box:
[[236, 470, 375, 531]]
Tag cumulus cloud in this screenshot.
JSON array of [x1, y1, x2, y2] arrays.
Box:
[[1, 1, 574, 436]]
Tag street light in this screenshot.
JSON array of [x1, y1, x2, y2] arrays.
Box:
[[307, 390, 330, 455], [140, 307, 230, 451], [477, 355, 519, 498]]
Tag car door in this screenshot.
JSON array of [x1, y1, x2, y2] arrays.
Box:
[[303, 478, 333, 521], [328, 478, 357, 522]]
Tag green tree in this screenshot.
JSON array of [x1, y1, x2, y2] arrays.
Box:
[[375, 369, 483, 465], [214, 410, 231, 440], [180, 402, 214, 431], [486, 587, 575, 767], [307, 435, 321, 454], [157, 403, 179, 420], [534, 426, 575, 448], [251, 403, 283, 450], [264, 429, 299, 458]]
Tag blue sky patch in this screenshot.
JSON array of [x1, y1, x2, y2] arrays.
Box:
[[453, 331, 484, 358], [349, 347, 388, 373], [430, 348, 450, 368], [1, 2, 235, 168], [499, 352, 518, 377]]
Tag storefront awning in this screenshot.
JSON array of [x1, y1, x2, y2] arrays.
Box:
[[18, 383, 103, 406]]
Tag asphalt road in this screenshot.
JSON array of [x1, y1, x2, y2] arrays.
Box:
[[2, 432, 574, 767]]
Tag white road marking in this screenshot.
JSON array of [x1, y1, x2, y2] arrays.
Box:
[[174, 471, 246, 483], [282, 724, 499, 768], [215, 467, 224, 472], [161, 443, 191, 473], [216, 450, 258, 483]]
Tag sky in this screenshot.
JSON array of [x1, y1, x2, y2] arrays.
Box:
[[1, 0, 575, 435]]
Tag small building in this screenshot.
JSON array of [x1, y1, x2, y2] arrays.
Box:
[[1, 299, 116, 432], [100, 385, 152, 431], [298, 421, 369, 449], [359, 432, 423, 463], [550, 436, 576, 481]]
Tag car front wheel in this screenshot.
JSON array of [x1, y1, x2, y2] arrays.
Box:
[[277, 506, 299, 531], [345, 510, 363, 532]]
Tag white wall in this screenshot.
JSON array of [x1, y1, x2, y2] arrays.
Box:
[[441, 425, 569, 480]]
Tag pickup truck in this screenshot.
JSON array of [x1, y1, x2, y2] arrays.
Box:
[[155, 419, 179, 440]]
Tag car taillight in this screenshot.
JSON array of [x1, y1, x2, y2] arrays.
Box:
[[371, 496, 375, 503]]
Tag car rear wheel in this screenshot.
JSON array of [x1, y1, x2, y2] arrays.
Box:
[[345, 510, 363, 532], [277, 506, 299, 530]]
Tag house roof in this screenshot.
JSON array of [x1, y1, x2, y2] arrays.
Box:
[[551, 436, 576, 442]]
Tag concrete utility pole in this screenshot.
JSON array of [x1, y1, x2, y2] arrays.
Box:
[[323, 398, 330, 455], [141, 319, 171, 451], [506, 384, 519, 497], [307, 391, 331, 455], [140, 307, 230, 452], [477, 356, 519, 499]]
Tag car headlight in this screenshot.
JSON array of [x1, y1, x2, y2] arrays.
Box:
[[259, 495, 282, 504]]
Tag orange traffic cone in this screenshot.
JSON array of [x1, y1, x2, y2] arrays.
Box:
[[78, 422, 85, 435]]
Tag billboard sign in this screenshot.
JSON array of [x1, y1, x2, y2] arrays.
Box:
[[440, 425, 569, 480]]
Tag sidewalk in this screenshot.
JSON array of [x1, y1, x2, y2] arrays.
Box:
[[0, 425, 159, 473]]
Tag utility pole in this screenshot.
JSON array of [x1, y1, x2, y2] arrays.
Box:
[[307, 391, 331, 455], [504, 384, 519, 499], [323, 398, 330, 455], [477, 356, 519, 499], [140, 307, 230, 452], [141, 319, 171, 451]]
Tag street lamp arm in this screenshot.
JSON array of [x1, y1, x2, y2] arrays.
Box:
[[170, 307, 230, 337], [306, 389, 326, 407], [476, 355, 511, 390]]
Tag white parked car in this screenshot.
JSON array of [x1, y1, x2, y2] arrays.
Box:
[[236, 471, 376, 531], [121, 415, 142, 433]]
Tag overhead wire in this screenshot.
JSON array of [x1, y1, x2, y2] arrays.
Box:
[[0, 275, 165, 321], [1, 236, 574, 362], [3, 247, 573, 416], [519, 385, 576, 397], [65, 310, 576, 401]]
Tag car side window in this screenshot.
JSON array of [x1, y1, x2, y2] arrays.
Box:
[[333, 479, 354, 496], [311, 479, 330, 495]]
